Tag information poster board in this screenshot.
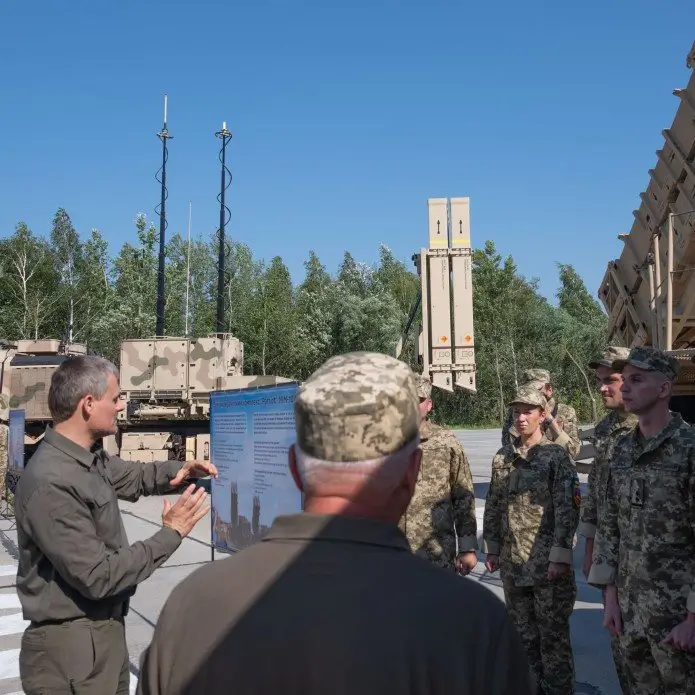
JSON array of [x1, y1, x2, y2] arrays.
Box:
[[210, 383, 301, 553], [8, 409, 25, 470]]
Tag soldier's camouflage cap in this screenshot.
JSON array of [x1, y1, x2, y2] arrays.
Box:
[[294, 351, 420, 462], [414, 374, 432, 399], [588, 346, 631, 370], [508, 384, 548, 409], [612, 346, 680, 380], [521, 368, 550, 384]]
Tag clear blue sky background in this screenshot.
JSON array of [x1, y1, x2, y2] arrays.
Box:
[[1, 1, 693, 306]]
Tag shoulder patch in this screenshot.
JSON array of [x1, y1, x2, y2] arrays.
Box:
[[572, 472, 581, 509]]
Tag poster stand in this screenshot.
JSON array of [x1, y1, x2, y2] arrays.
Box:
[[208, 382, 301, 560]]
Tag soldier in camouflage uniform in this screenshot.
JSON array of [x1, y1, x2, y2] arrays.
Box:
[[484, 385, 581, 695], [501, 369, 581, 460], [399, 375, 478, 574], [588, 346, 695, 695], [578, 345, 637, 693]]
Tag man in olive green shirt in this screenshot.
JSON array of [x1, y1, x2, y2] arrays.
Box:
[[16, 355, 216, 695]]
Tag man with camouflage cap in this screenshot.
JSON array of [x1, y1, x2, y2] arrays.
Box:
[[138, 352, 533, 695], [399, 374, 478, 574], [501, 368, 581, 460], [578, 345, 637, 692], [589, 346, 695, 694], [484, 384, 581, 695]]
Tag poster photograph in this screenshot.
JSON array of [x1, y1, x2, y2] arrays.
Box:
[[8, 409, 25, 471], [210, 382, 301, 553]]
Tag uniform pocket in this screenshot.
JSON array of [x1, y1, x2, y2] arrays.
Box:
[[20, 622, 97, 693], [58, 621, 97, 688]]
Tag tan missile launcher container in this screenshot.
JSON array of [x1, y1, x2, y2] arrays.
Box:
[[115, 333, 292, 462], [398, 197, 477, 392], [598, 40, 695, 421]]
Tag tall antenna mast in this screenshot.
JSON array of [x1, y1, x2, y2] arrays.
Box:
[[155, 94, 173, 337], [185, 201, 192, 337], [215, 120, 233, 334]]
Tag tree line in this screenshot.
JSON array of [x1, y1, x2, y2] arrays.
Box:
[[0, 208, 608, 427]]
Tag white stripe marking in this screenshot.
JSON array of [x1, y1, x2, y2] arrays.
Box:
[[0, 612, 29, 637], [0, 594, 21, 611], [0, 648, 20, 679], [0, 565, 17, 578]]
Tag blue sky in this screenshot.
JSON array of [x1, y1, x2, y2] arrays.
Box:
[[1, 1, 693, 307]]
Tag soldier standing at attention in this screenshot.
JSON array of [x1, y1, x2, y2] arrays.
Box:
[[398, 374, 478, 574], [578, 346, 636, 691], [502, 369, 581, 460], [137, 352, 533, 695], [484, 385, 580, 695], [14, 355, 217, 694], [588, 346, 695, 694]]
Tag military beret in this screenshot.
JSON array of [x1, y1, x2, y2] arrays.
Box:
[[508, 384, 548, 409], [294, 351, 420, 462], [588, 345, 631, 370], [521, 368, 550, 384], [612, 346, 679, 380], [414, 374, 432, 399]]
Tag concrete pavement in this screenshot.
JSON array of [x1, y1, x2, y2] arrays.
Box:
[[0, 427, 619, 694]]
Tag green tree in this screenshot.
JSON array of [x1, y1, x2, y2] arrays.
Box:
[[295, 251, 336, 379], [0, 222, 61, 340], [50, 208, 83, 343]]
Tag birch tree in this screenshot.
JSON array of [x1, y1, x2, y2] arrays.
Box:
[[1, 223, 60, 340]]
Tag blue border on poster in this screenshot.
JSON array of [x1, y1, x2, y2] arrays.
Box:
[[8, 409, 25, 470], [210, 382, 301, 554]]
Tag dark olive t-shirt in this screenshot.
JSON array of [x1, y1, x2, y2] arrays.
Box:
[[138, 513, 532, 695]]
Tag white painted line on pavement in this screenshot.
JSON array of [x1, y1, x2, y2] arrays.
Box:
[[0, 648, 21, 680], [0, 612, 29, 637], [0, 594, 21, 611], [0, 565, 17, 578]]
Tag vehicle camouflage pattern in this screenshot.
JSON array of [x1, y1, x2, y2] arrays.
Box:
[[598, 39, 695, 423], [112, 333, 293, 463], [0, 339, 88, 458]]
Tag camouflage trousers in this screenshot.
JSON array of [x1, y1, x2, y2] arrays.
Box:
[[599, 589, 633, 693], [610, 633, 632, 694], [618, 631, 695, 694], [503, 573, 576, 695]]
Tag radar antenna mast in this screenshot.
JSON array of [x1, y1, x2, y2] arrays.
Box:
[[155, 95, 173, 337], [215, 121, 233, 334]]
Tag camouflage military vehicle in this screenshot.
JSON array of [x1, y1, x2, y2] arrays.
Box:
[[597, 39, 695, 425], [0, 338, 88, 459], [110, 333, 292, 463]]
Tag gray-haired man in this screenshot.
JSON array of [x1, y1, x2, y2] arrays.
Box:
[[136, 351, 532, 695], [15, 355, 217, 694]]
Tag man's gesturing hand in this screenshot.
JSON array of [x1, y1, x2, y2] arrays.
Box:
[[170, 460, 218, 487], [162, 484, 210, 538]]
